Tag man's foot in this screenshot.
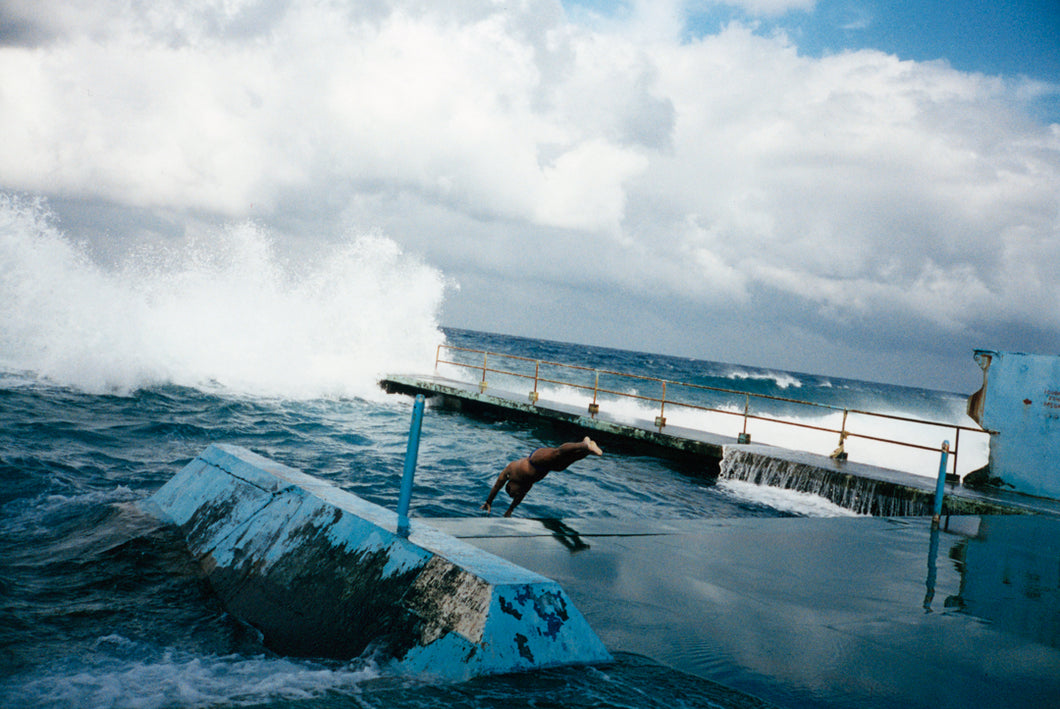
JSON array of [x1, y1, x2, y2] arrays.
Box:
[[584, 437, 603, 455]]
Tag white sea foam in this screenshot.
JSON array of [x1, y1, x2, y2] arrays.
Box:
[[0, 194, 446, 399], [727, 368, 803, 389], [715, 478, 863, 517], [5, 636, 380, 709]]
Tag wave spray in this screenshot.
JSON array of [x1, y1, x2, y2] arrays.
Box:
[[0, 195, 446, 398]]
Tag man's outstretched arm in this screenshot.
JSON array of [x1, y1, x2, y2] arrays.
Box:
[[481, 468, 508, 514], [504, 491, 526, 518]]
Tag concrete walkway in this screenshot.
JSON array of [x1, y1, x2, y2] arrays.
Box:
[[382, 374, 1060, 517], [427, 514, 1060, 709]]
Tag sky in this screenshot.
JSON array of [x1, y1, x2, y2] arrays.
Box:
[[0, 0, 1058, 393]]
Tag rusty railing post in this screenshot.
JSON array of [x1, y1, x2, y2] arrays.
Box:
[[655, 381, 667, 429], [529, 360, 540, 403], [952, 427, 960, 482], [830, 410, 849, 460], [588, 370, 600, 415], [737, 394, 751, 443]]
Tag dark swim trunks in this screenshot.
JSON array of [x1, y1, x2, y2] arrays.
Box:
[[527, 448, 548, 474]]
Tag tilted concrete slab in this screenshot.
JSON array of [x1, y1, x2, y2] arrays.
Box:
[[142, 444, 611, 680]]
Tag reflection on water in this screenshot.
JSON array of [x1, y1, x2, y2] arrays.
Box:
[[467, 515, 1060, 709], [923, 526, 940, 611], [923, 524, 969, 613], [929, 515, 1060, 648], [541, 518, 592, 552]]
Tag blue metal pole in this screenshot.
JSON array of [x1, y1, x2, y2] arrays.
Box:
[[932, 441, 950, 527], [397, 395, 425, 536]]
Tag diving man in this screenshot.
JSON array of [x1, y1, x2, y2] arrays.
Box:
[[481, 437, 603, 517]]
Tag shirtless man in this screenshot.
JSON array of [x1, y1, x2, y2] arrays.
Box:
[[481, 437, 603, 517]]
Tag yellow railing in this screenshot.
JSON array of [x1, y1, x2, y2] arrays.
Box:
[[435, 344, 985, 477]]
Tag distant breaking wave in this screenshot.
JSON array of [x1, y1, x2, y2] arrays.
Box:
[[0, 194, 446, 398], [726, 368, 804, 389]]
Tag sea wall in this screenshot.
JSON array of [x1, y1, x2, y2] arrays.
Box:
[[720, 447, 936, 515], [719, 446, 1018, 517], [142, 444, 611, 680]]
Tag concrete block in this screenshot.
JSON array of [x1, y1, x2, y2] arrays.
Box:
[[968, 350, 1060, 498], [144, 444, 611, 680]]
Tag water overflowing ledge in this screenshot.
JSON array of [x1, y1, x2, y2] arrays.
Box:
[[719, 445, 1024, 517]]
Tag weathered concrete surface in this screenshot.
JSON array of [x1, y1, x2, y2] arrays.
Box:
[[142, 444, 611, 680], [967, 350, 1060, 498]]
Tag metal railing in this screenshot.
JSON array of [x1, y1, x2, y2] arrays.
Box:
[[435, 344, 985, 477]]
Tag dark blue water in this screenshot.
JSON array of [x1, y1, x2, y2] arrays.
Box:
[[0, 328, 979, 708], [443, 328, 967, 421]]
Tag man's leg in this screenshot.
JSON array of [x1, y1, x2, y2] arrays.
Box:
[[542, 437, 603, 471]]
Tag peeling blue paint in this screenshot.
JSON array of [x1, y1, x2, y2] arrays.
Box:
[[535, 592, 567, 639], [144, 444, 611, 680], [968, 350, 1060, 498], [515, 633, 534, 662], [499, 596, 523, 619]]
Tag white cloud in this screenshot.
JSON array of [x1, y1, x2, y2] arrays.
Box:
[[0, 0, 1057, 389], [633, 27, 1060, 338], [0, 2, 656, 231], [713, 0, 816, 17]]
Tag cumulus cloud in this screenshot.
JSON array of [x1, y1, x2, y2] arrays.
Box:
[[628, 27, 1060, 348], [0, 0, 658, 232], [0, 0, 1056, 389]]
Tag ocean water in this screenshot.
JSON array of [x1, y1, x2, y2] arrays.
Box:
[[1, 197, 988, 707]]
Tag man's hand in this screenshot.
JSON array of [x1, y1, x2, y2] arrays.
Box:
[[480, 501, 491, 514]]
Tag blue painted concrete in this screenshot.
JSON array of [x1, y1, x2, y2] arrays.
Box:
[[143, 444, 611, 680], [968, 350, 1060, 498]]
